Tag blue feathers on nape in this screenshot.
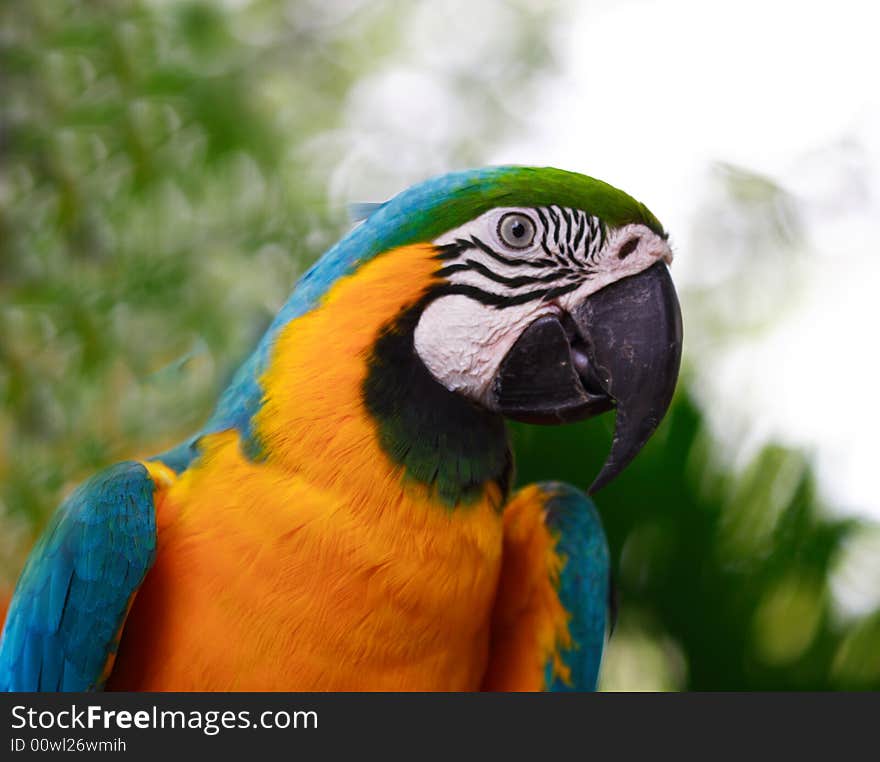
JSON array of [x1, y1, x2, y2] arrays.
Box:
[[348, 201, 388, 223]]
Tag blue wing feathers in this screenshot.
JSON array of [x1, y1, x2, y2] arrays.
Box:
[[536, 481, 611, 692], [0, 462, 157, 691]]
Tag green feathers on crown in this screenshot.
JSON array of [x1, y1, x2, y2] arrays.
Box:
[[360, 166, 666, 252]]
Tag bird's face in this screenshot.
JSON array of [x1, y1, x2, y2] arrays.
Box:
[[413, 203, 682, 492]]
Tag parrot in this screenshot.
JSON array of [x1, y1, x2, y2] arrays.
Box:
[[0, 166, 682, 692]]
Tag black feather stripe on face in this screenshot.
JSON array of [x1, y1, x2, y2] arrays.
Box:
[[429, 280, 582, 309]]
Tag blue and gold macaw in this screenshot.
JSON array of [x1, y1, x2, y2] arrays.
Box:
[[0, 167, 682, 691]]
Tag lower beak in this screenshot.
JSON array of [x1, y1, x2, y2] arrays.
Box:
[[491, 262, 683, 492]]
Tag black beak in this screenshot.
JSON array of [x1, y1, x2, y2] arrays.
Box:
[[492, 262, 683, 492]]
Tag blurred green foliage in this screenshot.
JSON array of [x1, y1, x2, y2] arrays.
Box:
[[1, 0, 359, 550], [1, 0, 878, 690]]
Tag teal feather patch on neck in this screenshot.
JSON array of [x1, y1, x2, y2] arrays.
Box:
[[363, 300, 512, 508]]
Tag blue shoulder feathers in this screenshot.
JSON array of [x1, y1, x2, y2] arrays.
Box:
[[538, 482, 611, 692], [0, 462, 157, 691]]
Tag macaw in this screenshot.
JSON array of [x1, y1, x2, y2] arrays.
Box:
[[0, 166, 682, 692]]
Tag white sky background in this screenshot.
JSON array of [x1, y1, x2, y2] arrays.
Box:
[[494, 0, 880, 523]]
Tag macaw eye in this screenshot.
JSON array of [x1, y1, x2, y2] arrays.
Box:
[[497, 213, 536, 249]]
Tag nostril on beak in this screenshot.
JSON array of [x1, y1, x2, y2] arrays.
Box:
[[617, 237, 640, 259]]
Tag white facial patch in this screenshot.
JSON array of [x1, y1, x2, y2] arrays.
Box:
[[414, 296, 561, 401], [413, 206, 672, 406]]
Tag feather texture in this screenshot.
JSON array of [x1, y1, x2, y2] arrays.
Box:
[[0, 461, 173, 691], [482, 482, 610, 691]]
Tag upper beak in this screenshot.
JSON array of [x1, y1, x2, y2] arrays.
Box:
[[491, 262, 683, 492]]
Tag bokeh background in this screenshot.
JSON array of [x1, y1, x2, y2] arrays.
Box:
[[2, 0, 879, 690]]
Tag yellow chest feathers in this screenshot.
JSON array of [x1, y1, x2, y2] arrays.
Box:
[[122, 430, 504, 690]]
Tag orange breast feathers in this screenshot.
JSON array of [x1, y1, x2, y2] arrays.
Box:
[[109, 244, 506, 691], [481, 485, 574, 691]]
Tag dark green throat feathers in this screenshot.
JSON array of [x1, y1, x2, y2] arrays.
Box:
[[363, 299, 512, 508]]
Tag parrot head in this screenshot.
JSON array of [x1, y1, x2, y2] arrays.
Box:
[[351, 166, 683, 493], [201, 166, 682, 498]]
